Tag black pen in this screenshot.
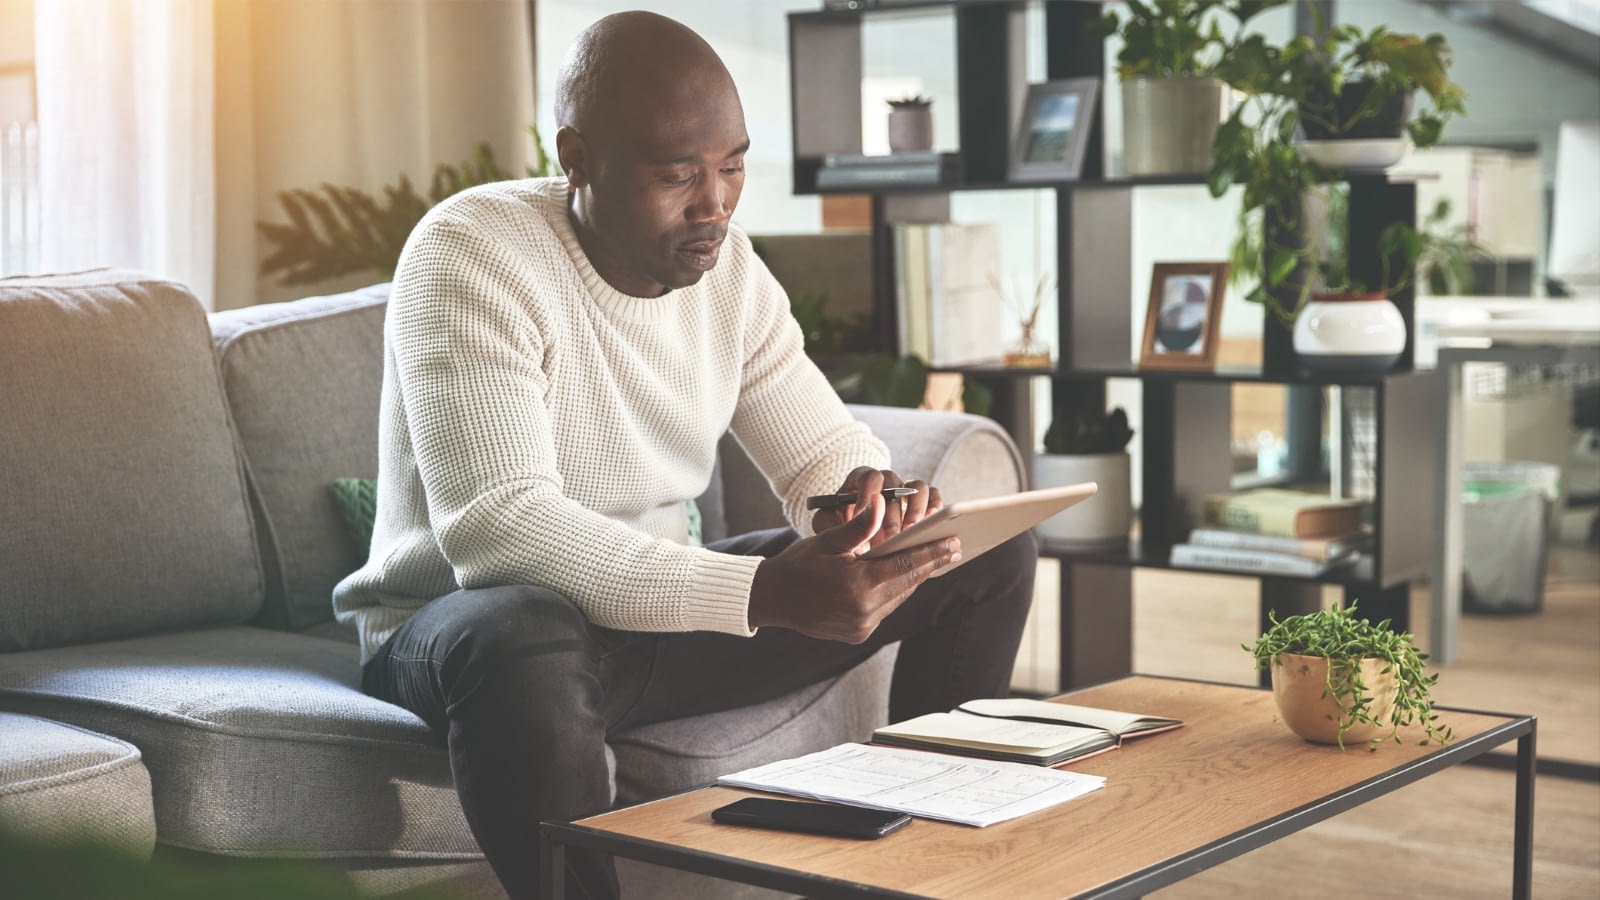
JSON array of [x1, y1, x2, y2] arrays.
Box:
[[806, 487, 919, 510]]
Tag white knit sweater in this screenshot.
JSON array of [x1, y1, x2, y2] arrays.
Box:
[[333, 177, 889, 663]]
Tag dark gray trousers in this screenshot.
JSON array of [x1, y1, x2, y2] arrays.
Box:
[[363, 528, 1037, 899]]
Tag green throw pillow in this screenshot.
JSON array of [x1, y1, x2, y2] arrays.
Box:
[[329, 477, 378, 551], [685, 498, 702, 547]]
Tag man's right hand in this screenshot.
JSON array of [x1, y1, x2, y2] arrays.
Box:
[[747, 496, 961, 644]]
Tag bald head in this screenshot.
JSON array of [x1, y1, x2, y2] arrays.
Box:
[[555, 11, 737, 140], [553, 12, 751, 298]]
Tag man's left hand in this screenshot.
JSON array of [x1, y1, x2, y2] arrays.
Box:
[[811, 466, 940, 549]]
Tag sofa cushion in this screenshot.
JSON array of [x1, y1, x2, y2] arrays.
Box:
[[209, 285, 390, 630], [0, 627, 476, 859], [0, 270, 263, 651], [0, 626, 894, 862], [0, 712, 157, 858]]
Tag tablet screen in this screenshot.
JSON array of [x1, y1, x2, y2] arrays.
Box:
[[859, 482, 1097, 574]]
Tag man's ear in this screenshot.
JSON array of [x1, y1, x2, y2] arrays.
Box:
[[556, 126, 588, 188]]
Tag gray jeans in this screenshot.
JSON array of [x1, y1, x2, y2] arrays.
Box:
[[363, 527, 1037, 899]]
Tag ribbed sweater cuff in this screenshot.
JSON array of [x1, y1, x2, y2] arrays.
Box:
[[689, 551, 764, 637]]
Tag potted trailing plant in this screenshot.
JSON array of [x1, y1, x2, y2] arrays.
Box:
[[1086, 0, 1285, 176], [1208, 22, 1467, 364], [1035, 405, 1135, 546], [1246, 602, 1453, 750], [886, 95, 933, 154]]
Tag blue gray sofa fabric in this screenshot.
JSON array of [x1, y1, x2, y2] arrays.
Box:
[[0, 270, 1025, 896], [0, 712, 156, 858], [0, 273, 262, 652]]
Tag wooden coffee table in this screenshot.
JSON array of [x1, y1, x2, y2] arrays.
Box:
[[540, 675, 1535, 899]]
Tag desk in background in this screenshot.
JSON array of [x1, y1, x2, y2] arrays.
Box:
[[1429, 302, 1600, 664]]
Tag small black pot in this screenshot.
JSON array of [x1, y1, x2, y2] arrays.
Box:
[[1301, 81, 1413, 141]]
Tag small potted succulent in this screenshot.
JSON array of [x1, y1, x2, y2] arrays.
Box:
[[1034, 405, 1135, 546], [1246, 602, 1453, 751], [886, 95, 933, 154]]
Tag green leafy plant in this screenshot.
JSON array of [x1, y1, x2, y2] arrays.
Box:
[[1042, 405, 1135, 455], [827, 352, 993, 418], [259, 125, 560, 287], [787, 289, 875, 357], [1086, 0, 1286, 80], [1415, 198, 1486, 295], [1208, 22, 1467, 324], [1246, 602, 1453, 750]]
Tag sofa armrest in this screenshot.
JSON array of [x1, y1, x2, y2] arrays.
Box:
[[716, 406, 1025, 539]]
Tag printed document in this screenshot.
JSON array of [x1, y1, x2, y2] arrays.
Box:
[[716, 742, 1106, 827]]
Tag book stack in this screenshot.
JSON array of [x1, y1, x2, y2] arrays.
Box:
[[892, 221, 1004, 367], [1169, 488, 1372, 578], [814, 151, 961, 190]]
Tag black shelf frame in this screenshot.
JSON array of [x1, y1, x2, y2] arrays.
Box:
[[787, 0, 1437, 691]]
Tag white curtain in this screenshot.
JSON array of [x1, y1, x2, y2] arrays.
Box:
[[35, 0, 216, 306], [35, 0, 536, 311]]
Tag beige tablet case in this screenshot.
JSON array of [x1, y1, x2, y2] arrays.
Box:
[[860, 482, 1098, 575]]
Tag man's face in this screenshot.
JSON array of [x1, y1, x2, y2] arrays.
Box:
[[584, 80, 749, 297]]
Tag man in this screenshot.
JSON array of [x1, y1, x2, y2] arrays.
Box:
[[334, 10, 1037, 899]]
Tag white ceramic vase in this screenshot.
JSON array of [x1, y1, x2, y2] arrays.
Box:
[[1121, 76, 1229, 176], [1032, 452, 1131, 547], [1292, 293, 1406, 374]]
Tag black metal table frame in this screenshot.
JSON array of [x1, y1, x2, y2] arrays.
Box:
[[538, 704, 1537, 900]]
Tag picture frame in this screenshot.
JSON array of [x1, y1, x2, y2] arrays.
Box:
[[1139, 262, 1229, 370], [1008, 78, 1100, 182]]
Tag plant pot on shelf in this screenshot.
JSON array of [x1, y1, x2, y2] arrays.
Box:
[[1298, 82, 1413, 169], [1033, 452, 1131, 547], [1301, 81, 1413, 141], [1121, 76, 1229, 176], [1270, 653, 1398, 746], [1292, 292, 1406, 375], [887, 103, 933, 154]]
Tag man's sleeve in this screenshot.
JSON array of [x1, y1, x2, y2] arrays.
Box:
[[390, 215, 761, 636]]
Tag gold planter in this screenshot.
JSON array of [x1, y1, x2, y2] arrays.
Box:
[[1271, 652, 1398, 746]]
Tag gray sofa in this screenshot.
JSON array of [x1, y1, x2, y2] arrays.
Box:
[[0, 270, 1025, 897]]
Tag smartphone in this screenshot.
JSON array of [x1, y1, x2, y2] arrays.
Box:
[[711, 797, 911, 839]]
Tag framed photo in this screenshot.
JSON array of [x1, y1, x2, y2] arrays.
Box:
[[1139, 262, 1229, 370], [1009, 78, 1100, 182]]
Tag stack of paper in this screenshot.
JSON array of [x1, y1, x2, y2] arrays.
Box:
[[716, 743, 1105, 828]]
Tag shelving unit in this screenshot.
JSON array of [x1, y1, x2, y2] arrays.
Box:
[[787, 0, 1440, 690]]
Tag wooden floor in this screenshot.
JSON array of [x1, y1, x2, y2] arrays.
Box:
[[1011, 514, 1600, 899]]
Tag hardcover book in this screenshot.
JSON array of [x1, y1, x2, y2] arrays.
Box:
[[871, 698, 1183, 766], [1201, 489, 1366, 539]]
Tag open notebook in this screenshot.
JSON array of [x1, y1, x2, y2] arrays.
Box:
[[872, 697, 1183, 766]]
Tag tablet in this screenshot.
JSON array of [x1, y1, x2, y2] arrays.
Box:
[[859, 482, 1098, 575]]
